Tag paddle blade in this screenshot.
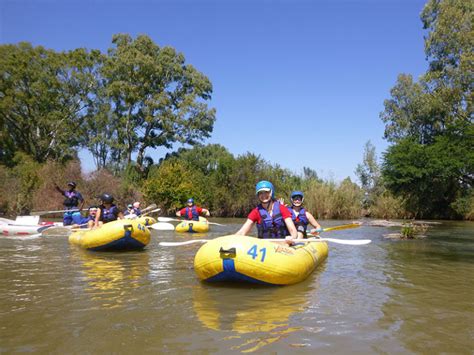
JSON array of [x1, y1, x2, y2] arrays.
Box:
[[157, 217, 179, 223], [150, 222, 175, 231], [140, 204, 158, 213], [322, 223, 362, 232]]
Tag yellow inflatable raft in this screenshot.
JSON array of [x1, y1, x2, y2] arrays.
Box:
[[194, 235, 328, 285], [69, 217, 156, 251], [175, 216, 209, 233]]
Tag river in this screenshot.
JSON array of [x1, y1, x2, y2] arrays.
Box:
[[1, 219, 473, 353]]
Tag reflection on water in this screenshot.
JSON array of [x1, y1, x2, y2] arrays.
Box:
[[192, 278, 320, 352], [71, 250, 150, 309], [377, 222, 474, 354], [0, 220, 472, 353]]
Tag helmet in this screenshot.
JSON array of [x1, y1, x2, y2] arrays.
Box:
[[89, 206, 98, 213], [127, 204, 133, 209], [100, 193, 114, 204], [187, 198, 194, 204], [133, 202, 140, 208], [291, 191, 304, 203], [67, 181, 77, 188], [255, 180, 274, 198]]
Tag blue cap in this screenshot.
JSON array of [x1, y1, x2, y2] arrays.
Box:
[[256, 180, 274, 198]]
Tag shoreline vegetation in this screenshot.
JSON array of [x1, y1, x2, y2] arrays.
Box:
[[0, 0, 472, 220]]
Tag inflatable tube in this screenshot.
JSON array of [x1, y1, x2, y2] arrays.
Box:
[[194, 235, 328, 285], [69, 217, 156, 251], [175, 216, 209, 233]]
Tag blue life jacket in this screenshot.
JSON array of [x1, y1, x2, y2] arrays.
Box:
[[256, 202, 289, 238], [63, 191, 80, 208], [100, 204, 119, 223], [185, 206, 199, 221], [78, 216, 94, 227], [288, 207, 309, 236], [132, 207, 141, 216]]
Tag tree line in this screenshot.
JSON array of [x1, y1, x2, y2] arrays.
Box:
[[0, 0, 472, 220]]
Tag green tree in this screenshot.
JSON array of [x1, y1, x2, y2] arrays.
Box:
[[355, 141, 382, 210], [101, 34, 216, 175], [142, 159, 207, 213], [0, 43, 101, 165], [380, 0, 473, 218]]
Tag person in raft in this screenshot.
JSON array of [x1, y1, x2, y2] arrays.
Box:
[[54, 181, 85, 226], [124, 204, 134, 216], [72, 206, 98, 229], [176, 198, 210, 221], [236, 180, 299, 243], [94, 194, 124, 227], [287, 191, 322, 238], [124, 202, 141, 218]]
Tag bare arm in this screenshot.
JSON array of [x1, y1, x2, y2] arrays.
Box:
[[94, 209, 101, 227], [201, 208, 210, 217], [305, 211, 321, 230], [236, 219, 255, 236], [117, 211, 124, 220], [284, 217, 298, 238]]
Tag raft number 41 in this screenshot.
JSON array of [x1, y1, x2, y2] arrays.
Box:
[[247, 245, 266, 262]]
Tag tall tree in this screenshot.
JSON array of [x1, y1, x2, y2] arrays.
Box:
[[355, 141, 382, 208], [0, 43, 101, 165], [380, 0, 473, 218], [101, 34, 216, 175]]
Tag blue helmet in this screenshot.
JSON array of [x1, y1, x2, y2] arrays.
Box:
[[187, 198, 194, 204], [256, 180, 274, 198], [291, 191, 304, 203]]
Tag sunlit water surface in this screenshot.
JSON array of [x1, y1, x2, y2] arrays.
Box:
[[1, 219, 473, 353]]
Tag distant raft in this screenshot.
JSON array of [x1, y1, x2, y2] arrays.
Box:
[[175, 216, 209, 233], [69, 217, 156, 251], [194, 235, 328, 285]]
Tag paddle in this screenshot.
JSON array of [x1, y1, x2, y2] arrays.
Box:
[[157, 216, 224, 226], [310, 223, 362, 234], [159, 237, 371, 247], [149, 222, 175, 231], [40, 222, 90, 236], [31, 208, 87, 216], [140, 204, 158, 213], [141, 207, 161, 217]]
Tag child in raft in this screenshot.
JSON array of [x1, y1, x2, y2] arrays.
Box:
[[236, 180, 299, 245]]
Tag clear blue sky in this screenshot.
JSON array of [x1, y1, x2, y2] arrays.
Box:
[[1, 0, 428, 182]]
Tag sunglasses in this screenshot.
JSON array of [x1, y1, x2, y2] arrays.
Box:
[[292, 196, 303, 201]]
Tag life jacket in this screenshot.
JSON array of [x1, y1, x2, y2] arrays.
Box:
[[256, 201, 289, 238], [132, 207, 141, 216], [288, 206, 309, 236], [78, 216, 92, 226], [63, 191, 79, 207], [185, 206, 199, 221], [100, 204, 119, 223]]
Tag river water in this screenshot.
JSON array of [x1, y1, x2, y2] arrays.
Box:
[[1, 219, 472, 353]]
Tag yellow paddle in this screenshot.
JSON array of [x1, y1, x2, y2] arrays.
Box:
[[310, 222, 362, 234]]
